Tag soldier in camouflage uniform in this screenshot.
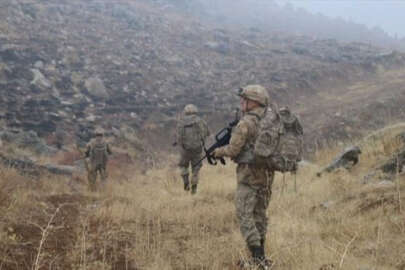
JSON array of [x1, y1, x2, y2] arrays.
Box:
[[279, 106, 304, 169], [214, 85, 274, 268], [317, 146, 361, 177], [85, 128, 112, 191], [279, 106, 303, 140], [176, 104, 210, 194]]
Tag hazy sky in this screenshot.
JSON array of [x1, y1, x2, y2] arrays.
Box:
[[278, 1, 405, 38]]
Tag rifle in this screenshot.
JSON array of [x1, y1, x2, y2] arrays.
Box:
[[193, 109, 240, 167], [76, 144, 90, 173]]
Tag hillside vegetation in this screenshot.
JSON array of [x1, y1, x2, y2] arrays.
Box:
[[0, 125, 404, 269]]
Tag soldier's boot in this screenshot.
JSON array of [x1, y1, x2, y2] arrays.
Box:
[[182, 175, 190, 191], [191, 184, 197, 195], [248, 245, 272, 269], [260, 239, 273, 268]]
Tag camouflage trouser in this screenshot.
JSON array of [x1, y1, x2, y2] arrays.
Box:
[[235, 177, 273, 247], [88, 164, 107, 191], [178, 148, 202, 185]]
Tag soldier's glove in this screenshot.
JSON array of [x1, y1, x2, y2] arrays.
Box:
[[172, 142, 177, 147]]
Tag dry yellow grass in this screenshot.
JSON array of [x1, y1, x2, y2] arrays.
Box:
[[0, 126, 404, 270]]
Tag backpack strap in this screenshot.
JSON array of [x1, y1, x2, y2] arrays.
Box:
[[246, 107, 268, 121], [246, 112, 262, 121]]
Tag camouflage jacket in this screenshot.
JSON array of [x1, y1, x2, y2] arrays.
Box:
[[215, 107, 272, 186], [215, 107, 265, 160], [85, 139, 112, 166], [280, 113, 303, 136]]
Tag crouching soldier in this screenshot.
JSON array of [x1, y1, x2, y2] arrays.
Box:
[[85, 127, 112, 191], [317, 146, 361, 177], [176, 104, 210, 194]]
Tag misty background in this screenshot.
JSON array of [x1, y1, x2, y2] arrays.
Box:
[[279, 0, 405, 38], [169, 0, 405, 50]]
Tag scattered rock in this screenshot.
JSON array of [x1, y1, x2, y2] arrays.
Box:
[[0, 153, 43, 177], [34, 60, 44, 69], [0, 0, 404, 157], [43, 164, 77, 176], [0, 129, 57, 155], [376, 180, 395, 188], [204, 41, 230, 54], [31, 68, 51, 89], [320, 200, 335, 210]]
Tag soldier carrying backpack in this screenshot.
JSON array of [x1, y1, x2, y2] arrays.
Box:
[[85, 127, 112, 191], [275, 106, 304, 171], [213, 85, 305, 268], [175, 104, 210, 194], [213, 85, 274, 268]]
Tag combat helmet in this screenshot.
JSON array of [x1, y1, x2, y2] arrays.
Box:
[[238, 85, 269, 106], [279, 106, 292, 117], [184, 104, 198, 115], [279, 106, 290, 113], [94, 127, 105, 136], [279, 106, 296, 124]]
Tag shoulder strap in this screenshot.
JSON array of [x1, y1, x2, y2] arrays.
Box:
[[246, 107, 267, 121]]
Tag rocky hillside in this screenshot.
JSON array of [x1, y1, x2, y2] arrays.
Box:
[[165, 0, 405, 50], [1, 0, 405, 151]]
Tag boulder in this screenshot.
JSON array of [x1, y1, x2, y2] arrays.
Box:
[[43, 164, 77, 176], [84, 77, 109, 98], [1, 129, 57, 155], [0, 153, 79, 178], [31, 68, 51, 89], [0, 153, 43, 177]]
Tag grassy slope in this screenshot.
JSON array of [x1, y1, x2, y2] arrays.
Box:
[[0, 127, 405, 270]]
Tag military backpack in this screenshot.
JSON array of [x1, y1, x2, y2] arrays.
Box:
[[254, 105, 303, 172], [180, 119, 203, 151]]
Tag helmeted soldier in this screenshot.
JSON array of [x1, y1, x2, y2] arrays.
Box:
[[279, 106, 303, 138], [85, 127, 112, 191], [213, 85, 274, 268], [175, 104, 210, 194], [279, 106, 304, 165]]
